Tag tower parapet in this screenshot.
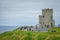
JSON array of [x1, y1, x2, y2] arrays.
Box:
[[39, 8, 55, 31]]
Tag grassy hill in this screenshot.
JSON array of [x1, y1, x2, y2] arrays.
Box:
[[49, 27, 60, 32], [0, 27, 60, 40]]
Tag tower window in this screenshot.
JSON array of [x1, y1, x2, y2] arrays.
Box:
[[51, 16, 52, 20], [43, 15, 44, 18], [47, 25, 49, 28]]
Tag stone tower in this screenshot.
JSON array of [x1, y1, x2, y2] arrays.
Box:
[[39, 8, 55, 31]]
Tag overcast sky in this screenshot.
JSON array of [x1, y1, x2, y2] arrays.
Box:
[[0, 0, 60, 26]]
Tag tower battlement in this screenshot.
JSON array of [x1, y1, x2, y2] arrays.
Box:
[[42, 8, 53, 13]]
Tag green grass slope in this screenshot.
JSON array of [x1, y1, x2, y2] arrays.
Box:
[[49, 27, 60, 32], [0, 27, 60, 40]]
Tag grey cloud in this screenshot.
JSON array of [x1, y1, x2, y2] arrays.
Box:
[[0, 0, 60, 26]]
